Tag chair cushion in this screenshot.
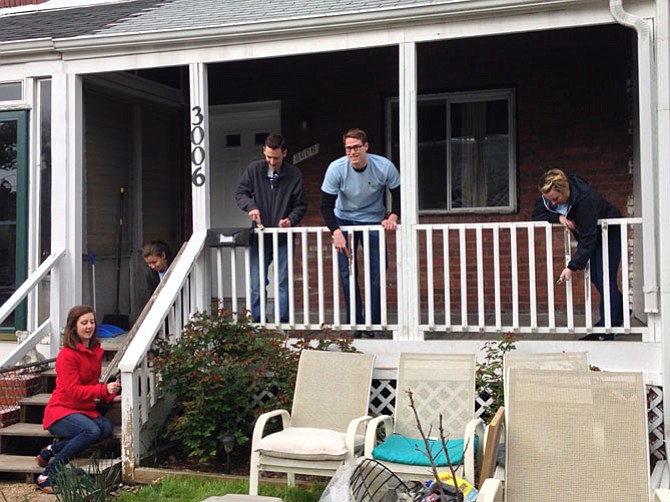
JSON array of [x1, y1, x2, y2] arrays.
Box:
[[372, 434, 478, 466], [255, 427, 363, 461]]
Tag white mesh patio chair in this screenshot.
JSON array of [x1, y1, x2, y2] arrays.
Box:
[[478, 368, 652, 502], [363, 353, 484, 486], [502, 351, 590, 408], [249, 350, 375, 496]]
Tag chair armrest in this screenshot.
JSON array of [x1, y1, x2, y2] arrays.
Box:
[[478, 478, 503, 502], [462, 417, 485, 485], [250, 409, 290, 448], [655, 490, 670, 502], [344, 415, 373, 463], [364, 415, 394, 457]]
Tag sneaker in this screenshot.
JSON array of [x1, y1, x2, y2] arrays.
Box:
[[579, 333, 614, 341], [35, 444, 54, 468], [35, 475, 56, 494]]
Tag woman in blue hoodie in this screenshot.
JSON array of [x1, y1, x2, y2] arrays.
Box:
[[532, 168, 624, 338]]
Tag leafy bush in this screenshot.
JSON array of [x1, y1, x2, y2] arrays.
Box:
[[151, 309, 356, 463], [475, 332, 518, 422]]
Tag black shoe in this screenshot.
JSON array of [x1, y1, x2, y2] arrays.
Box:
[[580, 333, 614, 341]]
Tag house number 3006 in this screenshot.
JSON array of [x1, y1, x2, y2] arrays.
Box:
[[191, 105, 206, 187]]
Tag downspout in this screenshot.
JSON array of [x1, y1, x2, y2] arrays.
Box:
[[610, 0, 667, 468], [610, 0, 659, 315]]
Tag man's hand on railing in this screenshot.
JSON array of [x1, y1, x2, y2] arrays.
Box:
[[248, 209, 264, 230], [331, 229, 349, 256], [382, 213, 399, 231]]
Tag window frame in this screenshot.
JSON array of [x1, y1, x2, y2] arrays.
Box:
[[0, 80, 24, 104], [386, 87, 517, 215]]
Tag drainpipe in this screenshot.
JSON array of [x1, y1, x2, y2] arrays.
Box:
[[610, 0, 659, 315], [610, 0, 666, 468]]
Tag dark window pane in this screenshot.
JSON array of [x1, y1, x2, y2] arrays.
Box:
[[254, 132, 269, 145], [226, 134, 241, 147], [450, 99, 509, 209], [418, 101, 447, 210]]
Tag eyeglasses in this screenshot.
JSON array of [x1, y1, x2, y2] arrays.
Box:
[[344, 144, 365, 153]]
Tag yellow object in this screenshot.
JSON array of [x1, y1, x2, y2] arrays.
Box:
[[437, 471, 479, 501]]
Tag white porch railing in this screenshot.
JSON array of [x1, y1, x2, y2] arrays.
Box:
[[0, 248, 65, 369], [209, 218, 646, 338], [116, 231, 209, 481], [416, 217, 645, 338], [209, 225, 400, 332]]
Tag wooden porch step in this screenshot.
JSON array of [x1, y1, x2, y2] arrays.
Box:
[[0, 453, 122, 475], [0, 422, 121, 439], [19, 393, 50, 407]]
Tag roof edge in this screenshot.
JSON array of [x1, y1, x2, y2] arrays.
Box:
[[51, 0, 594, 53]]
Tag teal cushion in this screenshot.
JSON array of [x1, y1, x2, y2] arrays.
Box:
[[372, 434, 478, 466]]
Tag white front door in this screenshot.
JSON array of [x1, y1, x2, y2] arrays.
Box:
[[209, 101, 281, 303]]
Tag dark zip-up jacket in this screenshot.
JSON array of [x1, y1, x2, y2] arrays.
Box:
[[235, 159, 307, 230], [532, 174, 621, 271]]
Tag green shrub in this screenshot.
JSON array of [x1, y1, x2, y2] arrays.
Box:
[[151, 309, 356, 463]]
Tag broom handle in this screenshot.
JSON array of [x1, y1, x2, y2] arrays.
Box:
[[114, 187, 124, 314]]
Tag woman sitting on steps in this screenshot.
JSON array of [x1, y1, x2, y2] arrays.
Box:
[[34, 305, 121, 494]]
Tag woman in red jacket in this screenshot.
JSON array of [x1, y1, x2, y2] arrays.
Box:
[[34, 305, 121, 494]]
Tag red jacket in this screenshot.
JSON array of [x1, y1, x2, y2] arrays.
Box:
[[42, 343, 115, 430]]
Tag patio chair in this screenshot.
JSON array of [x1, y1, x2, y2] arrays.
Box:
[[478, 368, 652, 502], [249, 349, 375, 496], [502, 351, 590, 408], [363, 353, 484, 486]]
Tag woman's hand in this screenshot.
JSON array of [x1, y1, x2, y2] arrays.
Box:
[[558, 267, 573, 284], [107, 381, 121, 395], [559, 215, 575, 230]]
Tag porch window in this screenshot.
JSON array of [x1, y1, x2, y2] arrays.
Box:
[[387, 88, 516, 213], [0, 81, 22, 102]]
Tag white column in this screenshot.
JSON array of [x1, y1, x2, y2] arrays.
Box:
[[654, 0, 670, 464], [398, 42, 420, 341], [50, 72, 83, 356], [188, 63, 211, 311]]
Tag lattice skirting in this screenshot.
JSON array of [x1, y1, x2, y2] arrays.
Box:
[[370, 379, 667, 464]]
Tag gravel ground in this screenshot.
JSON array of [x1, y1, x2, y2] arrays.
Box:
[[0, 479, 54, 501]]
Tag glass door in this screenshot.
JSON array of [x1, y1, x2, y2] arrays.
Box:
[[0, 111, 28, 332]]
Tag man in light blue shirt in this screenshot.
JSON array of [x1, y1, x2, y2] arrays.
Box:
[[321, 128, 400, 336]]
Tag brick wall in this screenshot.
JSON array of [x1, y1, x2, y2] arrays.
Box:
[[0, 0, 47, 7]]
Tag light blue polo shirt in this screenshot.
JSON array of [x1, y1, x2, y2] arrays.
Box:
[[321, 153, 400, 223]]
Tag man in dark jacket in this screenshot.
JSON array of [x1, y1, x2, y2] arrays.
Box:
[[532, 168, 623, 339], [235, 134, 307, 323]]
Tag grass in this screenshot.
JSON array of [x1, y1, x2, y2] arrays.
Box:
[[114, 476, 325, 502]]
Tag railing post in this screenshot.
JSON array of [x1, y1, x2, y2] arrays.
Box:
[[189, 63, 211, 311], [50, 71, 83, 357], [398, 41, 419, 341]]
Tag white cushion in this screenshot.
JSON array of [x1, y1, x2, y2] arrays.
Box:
[[255, 427, 362, 461]]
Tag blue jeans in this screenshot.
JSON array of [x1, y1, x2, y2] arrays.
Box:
[[44, 413, 113, 476], [250, 236, 289, 322], [590, 226, 624, 327], [336, 218, 382, 325]]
